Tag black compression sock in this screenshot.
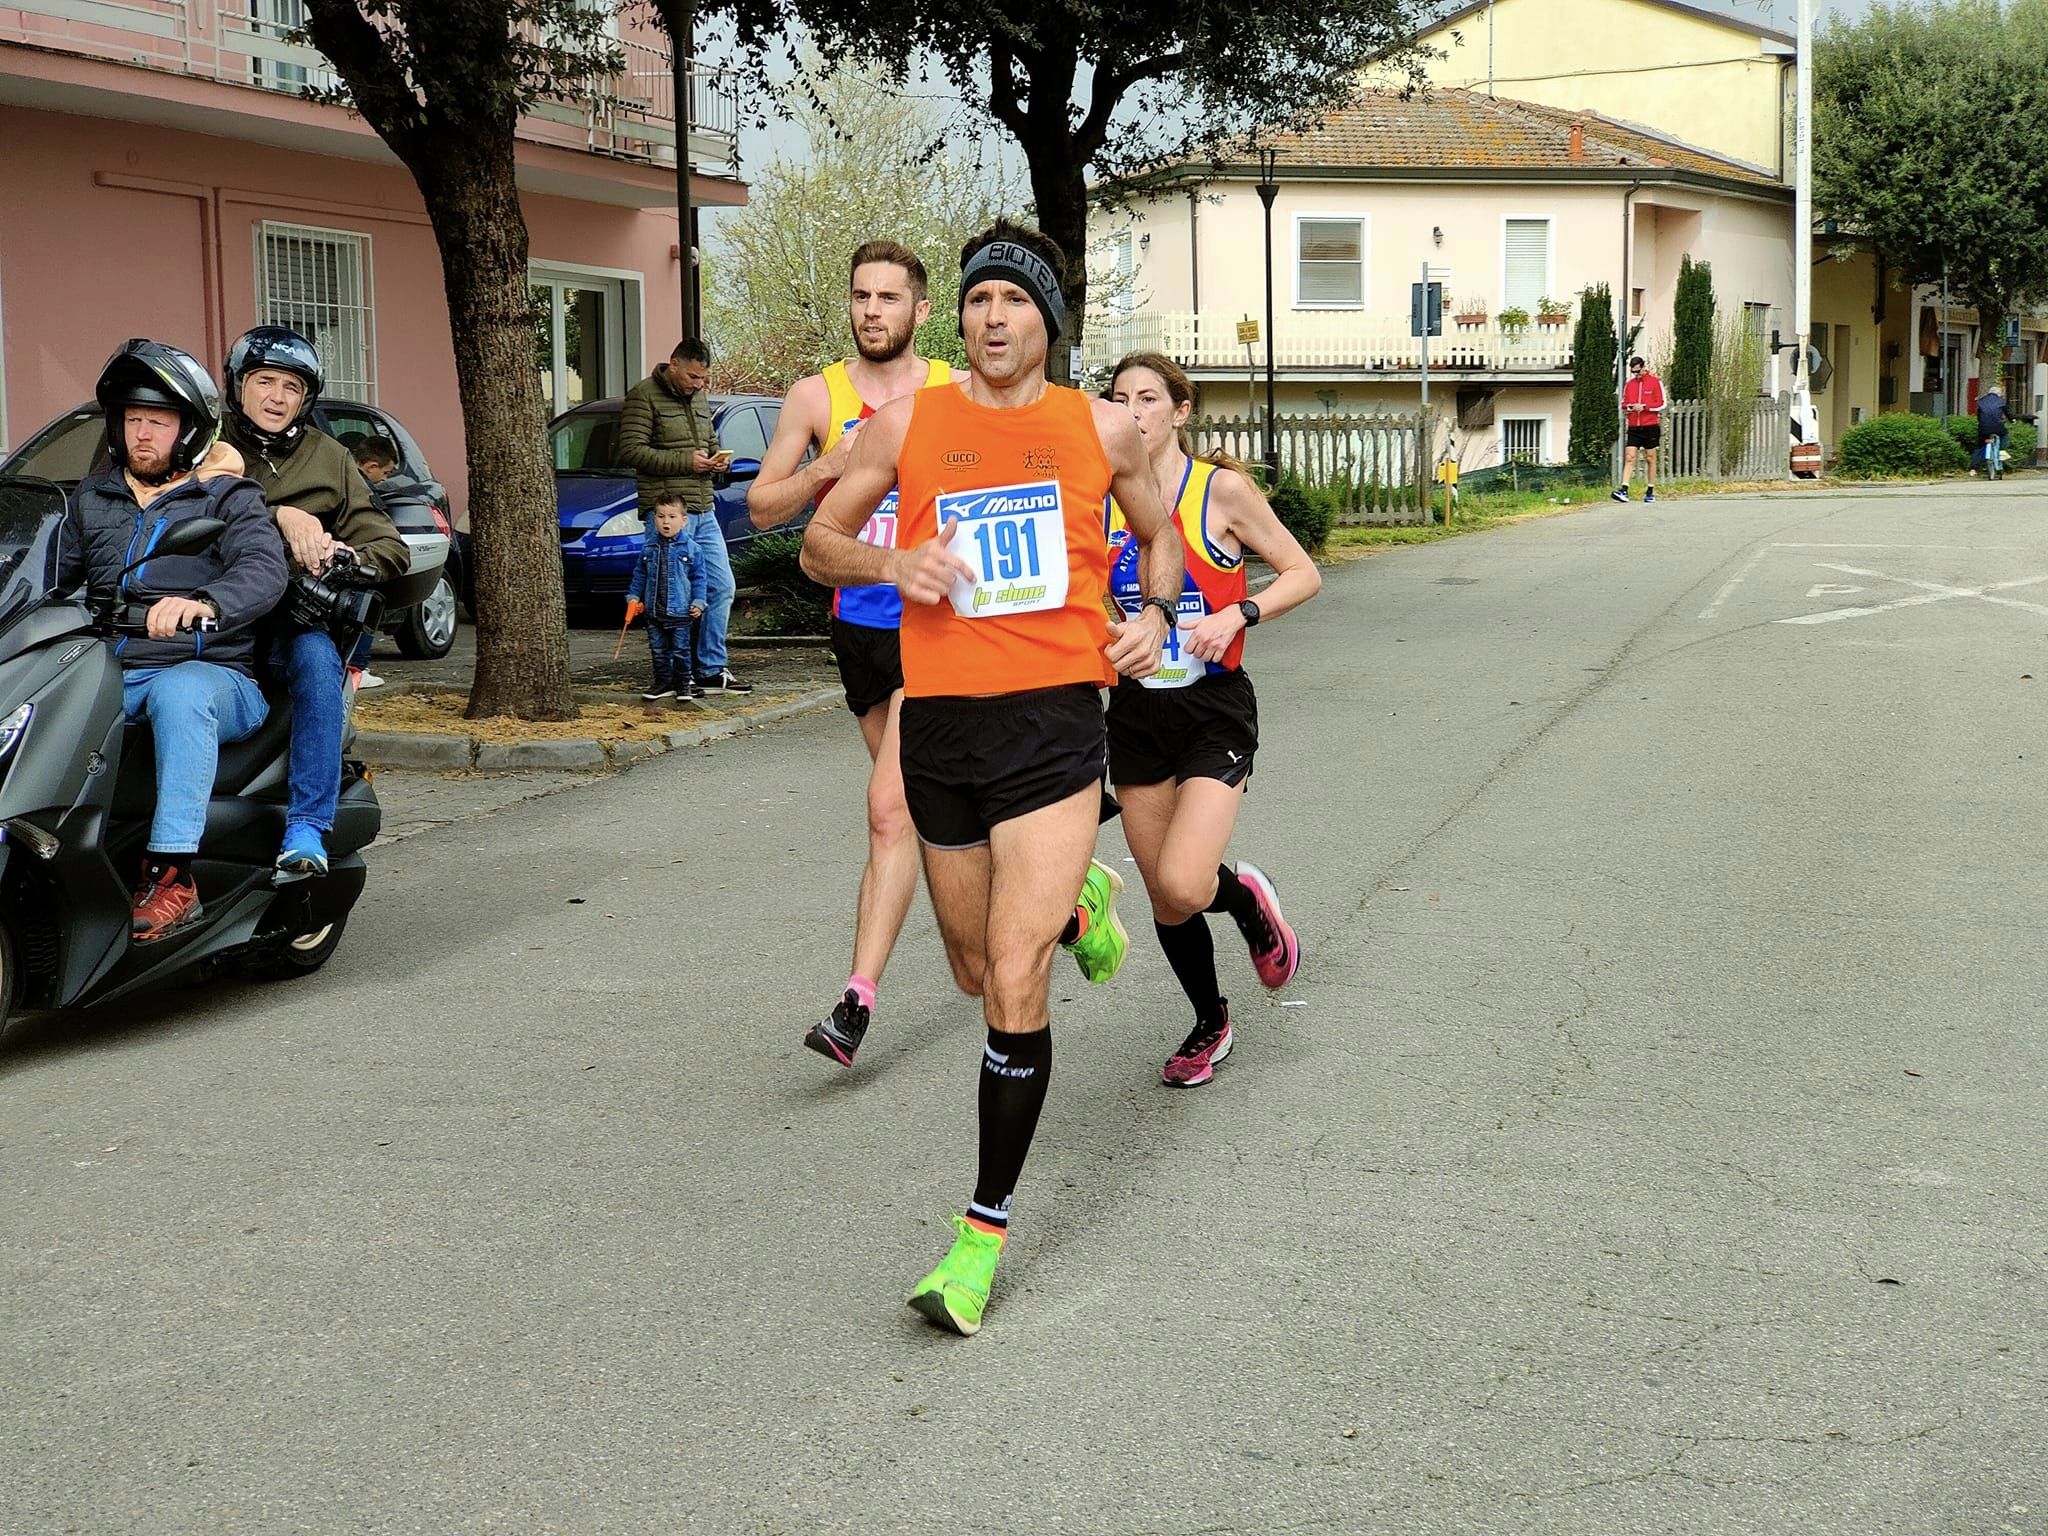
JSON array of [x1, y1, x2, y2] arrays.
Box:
[[1154, 915, 1225, 1027], [1208, 864, 1260, 930], [969, 1025, 1052, 1230]]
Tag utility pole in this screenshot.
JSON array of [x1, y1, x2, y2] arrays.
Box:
[[656, 0, 699, 339], [1256, 146, 1281, 482], [1791, 0, 1814, 453]]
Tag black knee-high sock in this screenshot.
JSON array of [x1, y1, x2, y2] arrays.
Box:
[[1154, 915, 1225, 1027], [1208, 863, 1260, 933], [969, 1025, 1052, 1231]]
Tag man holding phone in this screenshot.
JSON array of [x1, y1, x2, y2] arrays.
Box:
[[618, 338, 751, 694]]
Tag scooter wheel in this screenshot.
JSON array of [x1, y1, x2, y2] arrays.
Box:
[[252, 914, 348, 980], [0, 922, 19, 1046]]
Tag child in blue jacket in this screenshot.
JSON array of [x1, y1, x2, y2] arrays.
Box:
[[627, 493, 708, 699]]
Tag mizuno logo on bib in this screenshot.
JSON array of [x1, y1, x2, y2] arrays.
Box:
[[938, 480, 1070, 618]]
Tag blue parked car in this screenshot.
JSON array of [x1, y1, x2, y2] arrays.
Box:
[[552, 394, 810, 609]]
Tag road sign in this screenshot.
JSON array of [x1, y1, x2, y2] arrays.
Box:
[[2007, 317, 2022, 348], [1410, 282, 1443, 338], [1236, 318, 1260, 345]]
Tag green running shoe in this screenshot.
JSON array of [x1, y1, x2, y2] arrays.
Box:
[[907, 1216, 1005, 1336], [1064, 858, 1128, 984]]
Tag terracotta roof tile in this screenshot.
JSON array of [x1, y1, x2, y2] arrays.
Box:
[[1250, 87, 1783, 189]]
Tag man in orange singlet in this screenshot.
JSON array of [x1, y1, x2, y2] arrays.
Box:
[[802, 219, 1186, 1335], [750, 240, 953, 1070]]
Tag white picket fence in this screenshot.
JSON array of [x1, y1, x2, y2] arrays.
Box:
[[1661, 398, 1790, 480], [1191, 411, 1433, 524], [1087, 312, 1574, 373]]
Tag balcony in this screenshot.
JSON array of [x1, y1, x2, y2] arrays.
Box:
[[1, 0, 740, 177], [1081, 310, 1575, 381]]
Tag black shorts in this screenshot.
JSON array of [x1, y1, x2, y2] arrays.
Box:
[[1626, 424, 1663, 449], [899, 684, 1107, 849], [1107, 668, 1258, 789], [831, 616, 902, 717]]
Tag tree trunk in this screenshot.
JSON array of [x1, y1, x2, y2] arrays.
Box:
[[1026, 144, 1090, 385], [420, 160, 577, 722]]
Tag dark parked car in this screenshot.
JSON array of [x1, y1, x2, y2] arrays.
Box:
[[551, 394, 811, 607], [0, 398, 462, 659]]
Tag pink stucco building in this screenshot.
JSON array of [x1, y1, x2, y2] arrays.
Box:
[[0, 1, 747, 518]]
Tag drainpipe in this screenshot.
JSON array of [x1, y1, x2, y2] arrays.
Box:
[[1615, 180, 1641, 484], [1188, 184, 1201, 367]]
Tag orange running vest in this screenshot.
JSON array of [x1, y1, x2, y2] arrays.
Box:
[[895, 383, 1116, 697]]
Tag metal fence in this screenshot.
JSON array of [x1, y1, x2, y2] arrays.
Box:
[[1662, 398, 1790, 480], [1191, 412, 1433, 524]]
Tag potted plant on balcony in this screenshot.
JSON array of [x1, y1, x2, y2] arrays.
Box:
[[1497, 304, 1532, 337], [1453, 298, 1488, 326], [1536, 296, 1572, 325]]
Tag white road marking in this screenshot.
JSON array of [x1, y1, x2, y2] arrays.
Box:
[[1779, 563, 2048, 626], [1698, 543, 1774, 620], [1805, 583, 1865, 597]]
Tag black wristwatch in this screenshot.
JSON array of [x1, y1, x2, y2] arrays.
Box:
[[1141, 596, 1176, 629], [1237, 599, 1261, 628]]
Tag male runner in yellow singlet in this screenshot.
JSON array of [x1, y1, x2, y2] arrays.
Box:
[[751, 240, 954, 1068], [803, 219, 1185, 1335]]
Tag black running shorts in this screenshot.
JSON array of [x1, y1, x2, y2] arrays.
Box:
[[1625, 424, 1662, 449], [1107, 668, 1258, 789], [831, 616, 903, 717], [899, 683, 1108, 849]]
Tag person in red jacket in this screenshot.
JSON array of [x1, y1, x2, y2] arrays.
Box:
[[1614, 355, 1665, 503]]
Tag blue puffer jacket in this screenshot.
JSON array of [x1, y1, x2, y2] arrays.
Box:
[[58, 470, 289, 676], [626, 528, 706, 621]]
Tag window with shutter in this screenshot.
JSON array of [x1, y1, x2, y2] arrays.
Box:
[[1296, 218, 1365, 307], [1503, 219, 1549, 311], [257, 222, 375, 402]]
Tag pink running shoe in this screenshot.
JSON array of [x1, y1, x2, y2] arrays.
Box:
[[1162, 1017, 1233, 1087], [1235, 861, 1300, 989]]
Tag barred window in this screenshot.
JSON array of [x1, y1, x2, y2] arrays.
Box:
[[257, 222, 375, 402], [1500, 416, 1547, 465]]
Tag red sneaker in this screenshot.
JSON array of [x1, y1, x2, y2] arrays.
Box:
[[1162, 1014, 1233, 1088], [132, 863, 203, 944], [1235, 862, 1300, 989]]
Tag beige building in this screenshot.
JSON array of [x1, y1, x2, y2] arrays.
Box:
[[1086, 88, 1793, 470]]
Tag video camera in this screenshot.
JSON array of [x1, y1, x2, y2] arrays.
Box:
[[285, 545, 384, 639]]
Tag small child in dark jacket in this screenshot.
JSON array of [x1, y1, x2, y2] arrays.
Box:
[[627, 493, 708, 699]]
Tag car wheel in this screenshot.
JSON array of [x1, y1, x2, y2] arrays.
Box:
[[396, 571, 460, 659], [0, 922, 19, 1047]]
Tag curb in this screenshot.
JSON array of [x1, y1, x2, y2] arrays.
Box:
[[355, 686, 842, 774]]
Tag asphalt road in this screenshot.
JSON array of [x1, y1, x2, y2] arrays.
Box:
[[5, 482, 2044, 1535]]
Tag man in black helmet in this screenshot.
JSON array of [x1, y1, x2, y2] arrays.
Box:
[[58, 340, 289, 942], [219, 325, 404, 882]]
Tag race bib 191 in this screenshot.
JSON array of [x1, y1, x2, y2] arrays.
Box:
[[1139, 589, 1208, 689], [938, 480, 1070, 619]]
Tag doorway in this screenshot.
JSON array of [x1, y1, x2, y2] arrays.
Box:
[[531, 268, 640, 416]]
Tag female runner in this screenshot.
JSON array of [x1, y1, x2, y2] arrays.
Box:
[[1105, 352, 1321, 1086]]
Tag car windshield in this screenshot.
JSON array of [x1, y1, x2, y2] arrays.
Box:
[[0, 479, 68, 631], [551, 411, 622, 474]]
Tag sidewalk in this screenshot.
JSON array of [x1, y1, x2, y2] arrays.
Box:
[[353, 623, 839, 773]]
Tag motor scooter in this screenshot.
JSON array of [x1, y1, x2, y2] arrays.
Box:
[[0, 474, 432, 1045]]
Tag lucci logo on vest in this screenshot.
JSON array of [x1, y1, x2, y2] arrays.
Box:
[[942, 450, 981, 468]]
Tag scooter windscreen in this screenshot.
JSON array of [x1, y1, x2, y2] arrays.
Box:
[[0, 478, 68, 631]]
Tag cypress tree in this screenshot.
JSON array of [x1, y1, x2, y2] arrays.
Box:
[[1671, 255, 1715, 400], [1569, 282, 1619, 467]]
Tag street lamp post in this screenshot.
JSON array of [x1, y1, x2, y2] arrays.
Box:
[[1256, 146, 1280, 482]]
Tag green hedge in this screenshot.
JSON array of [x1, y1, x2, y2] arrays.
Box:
[[1835, 414, 1970, 478], [732, 528, 830, 635], [1942, 415, 2037, 468], [1267, 474, 1336, 555]]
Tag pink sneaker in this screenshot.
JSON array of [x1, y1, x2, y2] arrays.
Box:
[[1162, 1017, 1233, 1087], [1235, 862, 1300, 989]]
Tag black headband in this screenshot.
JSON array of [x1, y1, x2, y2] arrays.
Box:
[[958, 241, 1064, 344]]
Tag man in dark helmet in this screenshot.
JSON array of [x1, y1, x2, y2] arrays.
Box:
[[56, 340, 289, 942], [219, 325, 403, 882]]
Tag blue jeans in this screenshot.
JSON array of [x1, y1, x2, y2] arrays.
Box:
[[123, 662, 268, 855], [267, 627, 347, 835], [684, 510, 734, 676], [646, 618, 690, 691]]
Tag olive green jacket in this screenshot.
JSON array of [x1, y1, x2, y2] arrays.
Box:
[[617, 366, 719, 512], [222, 419, 408, 581]]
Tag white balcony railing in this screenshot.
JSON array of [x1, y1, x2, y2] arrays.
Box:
[[2, 1, 740, 174], [1081, 310, 1576, 374]]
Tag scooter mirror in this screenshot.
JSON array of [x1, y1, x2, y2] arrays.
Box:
[[115, 517, 225, 581]]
